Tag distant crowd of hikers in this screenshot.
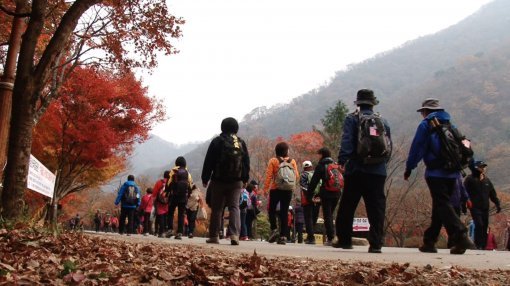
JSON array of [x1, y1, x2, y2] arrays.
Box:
[[95, 90, 507, 254]]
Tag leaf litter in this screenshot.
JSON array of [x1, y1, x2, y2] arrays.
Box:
[[0, 228, 509, 285]]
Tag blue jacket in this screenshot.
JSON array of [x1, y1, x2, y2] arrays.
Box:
[[406, 110, 459, 178], [338, 108, 391, 177], [114, 180, 141, 208]]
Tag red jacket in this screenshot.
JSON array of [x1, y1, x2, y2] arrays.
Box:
[[139, 194, 154, 213], [153, 178, 169, 215]]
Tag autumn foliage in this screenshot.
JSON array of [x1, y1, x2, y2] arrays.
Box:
[[31, 67, 165, 204]]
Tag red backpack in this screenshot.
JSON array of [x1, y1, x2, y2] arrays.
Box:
[[324, 163, 344, 192]]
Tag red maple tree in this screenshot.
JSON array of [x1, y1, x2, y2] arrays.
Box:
[[31, 67, 164, 223]]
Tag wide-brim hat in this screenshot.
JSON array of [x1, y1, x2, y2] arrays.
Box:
[[416, 98, 444, 112], [354, 89, 379, 106]]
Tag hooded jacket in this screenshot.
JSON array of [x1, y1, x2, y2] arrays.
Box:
[[406, 110, 459, 178]]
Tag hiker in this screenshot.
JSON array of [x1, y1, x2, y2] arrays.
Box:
[[166, 156, 194, 240], [263, 141, 299, 245], [186, 184, 203, 238], [153, 171, 170, 237], [114, 175, 141, 236], [239, 186, 250, 241], [299, 160, 320, 244], [405, 98, 474, 254], [103, 212, 112, 233], [335, 89, 392, 253], [307, 147, 342, 246], [139, 187, 154, 236], [94, 210, 101, 232], [110, 215, 119, 233], [245, 180, 260, 240], [202, 117, 250, 245], [294, 196, 305, 243], [464, 160, 502, 250]]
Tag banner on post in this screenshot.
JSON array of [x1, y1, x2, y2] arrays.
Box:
[[27, 155, 56, 198]]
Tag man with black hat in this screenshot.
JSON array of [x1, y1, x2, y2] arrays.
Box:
[[405, 98, 475, 254], [334, 89, 392, 253], [464, 160, 501, 249], [202, 117, 250, 245]]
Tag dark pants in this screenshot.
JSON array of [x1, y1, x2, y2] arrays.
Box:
[[246, 210, 257, 239], [187, 209, 198, 235], [208, 180, 242, 239], [156, 214, 167, 236], [143, 212, 151, 234], [422, 177, 468, 246], [336, 173, 386, 248], [321, 196, 340, 241], [296, 222, 304, 242], [470, 207, 489, 249], [240, 210, 247, 237], [268, 189, 293, 238], [94, 221, 100, 232], [303, 203, 320, 240], [119, 207, 135, 234], [168, 201, 187, 234]]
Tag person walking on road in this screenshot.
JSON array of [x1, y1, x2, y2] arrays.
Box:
[[139, 187, 154, 236], [335, 89, 392, 254], [166, 156, 193, 240], [405, 98, 474, 254], [464, 160, 502, 250], [263, 142, 299, 245], [114, 174, 141, 236], [202, 117, 250, 245]]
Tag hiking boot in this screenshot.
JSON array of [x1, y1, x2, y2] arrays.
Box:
[[331, 236, 352, 249], [450, 234, 475, 255], [175, 233, 182, 240], [368, 247, 382, 253], [323, 240, 333, 246], [231, 239, 239, 245], [206, 237, 220, 244], [277, 236, 286, 245], [419, 244, 438, 253], [188, 234, 194, 239], [305, 238, 316, 245], [298, 238, 303, 244], [143, 233, 149, 236], [219, 233, 224, 239], [268, 229, 278, 243], [165, 230, 174, 238]]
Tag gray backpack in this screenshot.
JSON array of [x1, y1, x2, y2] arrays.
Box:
[[275, 158, 296, 190]]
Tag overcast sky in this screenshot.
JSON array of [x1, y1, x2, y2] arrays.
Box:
[[146, 0, 493, 145]]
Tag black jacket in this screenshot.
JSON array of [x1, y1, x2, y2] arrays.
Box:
[[201, 133, 250, 184], [307, 157, 340, 200], [464, 175, 500, 210]]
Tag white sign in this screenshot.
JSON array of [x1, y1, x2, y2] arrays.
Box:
[[27, 155, 56, 198], [353, 217, 370, 232]]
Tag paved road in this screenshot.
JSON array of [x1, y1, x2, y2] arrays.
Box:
[[85, 231, 510, 270]]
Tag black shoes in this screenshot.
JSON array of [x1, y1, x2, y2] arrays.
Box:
[[419, 244, 438, 253], [368, 247, 382, 253], [331, 237, 353, 249], [206, 237, 220, 244], [277, 237, 286, 245], [268, 230, 278, 243], [175, 233, 182, 240], [450, 234, 475, 255]]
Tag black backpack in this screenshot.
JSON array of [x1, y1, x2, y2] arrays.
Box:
[[429, 117, 473, 176], [356, 111, 391, 164], [214, 134, 244, 181], [122, 185, 138, 205], [171, 168, 190, 197]]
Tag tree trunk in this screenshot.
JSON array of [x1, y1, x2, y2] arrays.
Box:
[[1, 87, 36, 219]]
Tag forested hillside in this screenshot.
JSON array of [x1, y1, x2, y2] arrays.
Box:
[[134, 0, 510, 189]]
